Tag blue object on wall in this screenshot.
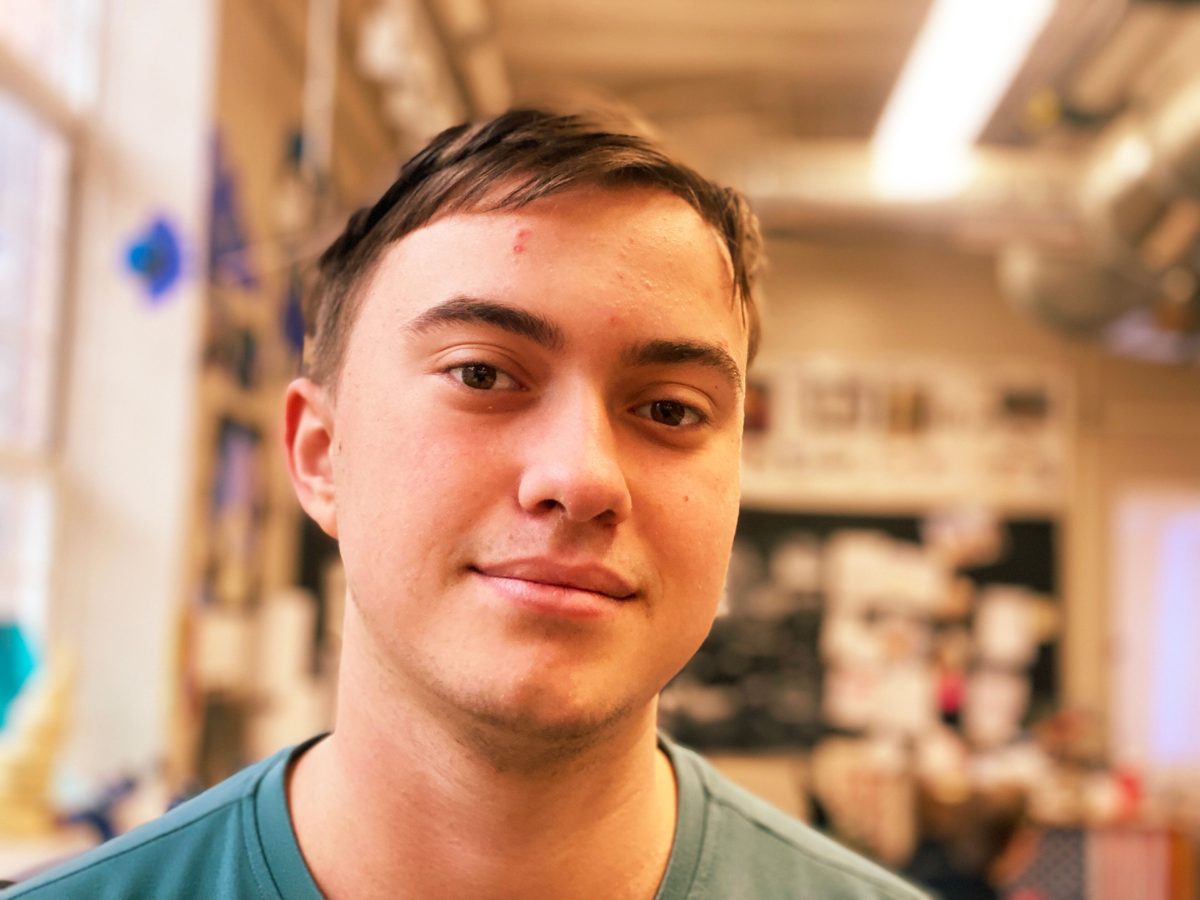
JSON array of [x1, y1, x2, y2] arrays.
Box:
[[209, 133, 259, 290], [125, 216, 184, 301], [282, 271, 305, 357], [0, 621, 37, 730]]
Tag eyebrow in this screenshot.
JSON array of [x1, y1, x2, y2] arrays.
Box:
[[406, 295, 743, 395], [622, 340, 744, 397], [405, 296, 565, 349]]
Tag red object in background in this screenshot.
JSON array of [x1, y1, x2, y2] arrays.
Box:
[[938, 668, 965, 717], [1113, 767, 1142, 822]]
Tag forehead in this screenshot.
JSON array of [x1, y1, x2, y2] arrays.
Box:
[[361, 186, 742, 346]]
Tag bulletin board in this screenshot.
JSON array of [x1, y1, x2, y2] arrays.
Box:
[[659, 509, 1060, 752]]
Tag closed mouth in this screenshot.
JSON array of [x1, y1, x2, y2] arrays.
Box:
[[471, 560, 637, 601]]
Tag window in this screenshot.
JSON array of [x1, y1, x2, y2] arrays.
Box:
[[0, 90, 70, 455], [0, 0, 99, 108], [1112, 490, 1200, 783], [0, 0, 97, 724]]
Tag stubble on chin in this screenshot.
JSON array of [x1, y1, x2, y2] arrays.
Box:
[[423, 668, 655, 776], [343, 576, 672, 776]]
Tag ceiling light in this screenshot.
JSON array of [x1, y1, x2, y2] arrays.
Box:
[[872, 0, 1056, 200]]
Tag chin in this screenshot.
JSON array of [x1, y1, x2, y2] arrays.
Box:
[[450, 674, 650, 763]]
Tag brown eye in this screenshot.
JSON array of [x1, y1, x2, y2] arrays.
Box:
[[459, 364, 498, 389], [447, 363, 520, 391], [649, 400, 687, 426], [634, 398, 706, 428]]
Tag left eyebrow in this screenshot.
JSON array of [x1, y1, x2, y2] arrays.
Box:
[[621, 340, 744, 397]]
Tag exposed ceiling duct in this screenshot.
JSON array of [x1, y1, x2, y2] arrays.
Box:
[[358, 0, 468, 137], [1079, 79, 1200, 270], [997, 245, 1157, 336], [694, 1, 1200, 364], [1012, 64, 1200, 362], [715, 57, 1200, 363], [355, 0, 512, 140], [719, 142, 1081, 250]]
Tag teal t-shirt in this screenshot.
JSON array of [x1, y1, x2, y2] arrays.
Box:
[[2, 735, 926, 899]]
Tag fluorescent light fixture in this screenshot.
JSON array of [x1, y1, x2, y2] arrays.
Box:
[[872, 0, 1056, 200]]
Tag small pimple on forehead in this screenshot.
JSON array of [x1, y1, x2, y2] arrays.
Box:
[[512, 227, 531, 254]]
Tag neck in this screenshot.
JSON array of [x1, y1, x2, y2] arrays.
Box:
[[288, 617, 678, 900]]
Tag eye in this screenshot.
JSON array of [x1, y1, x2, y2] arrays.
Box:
[[634, 399, 705, 427], [447, 363, 521, 391]]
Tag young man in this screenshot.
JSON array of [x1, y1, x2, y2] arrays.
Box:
[[3, 110, 926, 899]]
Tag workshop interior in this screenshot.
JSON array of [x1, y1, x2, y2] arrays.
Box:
[[1, 0, 1199, 896]]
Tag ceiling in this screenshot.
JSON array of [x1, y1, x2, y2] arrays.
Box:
[[335, 0, 1200, 358], [482, 0, 1144, 157], [382, 0, 1200, 180], [492, 0, 934, 148], [432, 0, 1200, 357]]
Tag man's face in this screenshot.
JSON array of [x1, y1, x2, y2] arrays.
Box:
[[312, 186, 746, 742]]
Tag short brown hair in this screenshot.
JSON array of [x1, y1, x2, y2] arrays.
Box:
[[305, 108, 763, 387]]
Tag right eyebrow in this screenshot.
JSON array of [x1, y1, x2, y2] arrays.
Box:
[[405, 296, 565, 349]]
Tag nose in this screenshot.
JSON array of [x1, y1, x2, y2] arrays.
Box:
[[516, 388, 633, 525]]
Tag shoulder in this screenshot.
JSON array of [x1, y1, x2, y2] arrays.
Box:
[[1, 748, 288, 899], [666, 740, 929, 900]]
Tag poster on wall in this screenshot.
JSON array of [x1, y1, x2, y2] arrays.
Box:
[[740, 356, 1070, 514]]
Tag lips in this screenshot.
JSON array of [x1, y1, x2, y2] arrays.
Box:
[[471, 559, 637, 600]]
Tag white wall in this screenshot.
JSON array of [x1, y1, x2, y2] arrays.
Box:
[[52, 0, 216, 784]]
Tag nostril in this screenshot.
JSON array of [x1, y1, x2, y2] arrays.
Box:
[[515, 406, 633, 523], [518, 473, 631, 524]]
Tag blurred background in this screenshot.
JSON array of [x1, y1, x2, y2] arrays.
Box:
[[1, 0, 1199, 896]]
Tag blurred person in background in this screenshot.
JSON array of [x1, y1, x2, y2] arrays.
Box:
[[2, 109, 927, 899], [903, 782, 1030, 900]]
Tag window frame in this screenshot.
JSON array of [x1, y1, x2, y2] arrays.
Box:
[[0, 18, 87, 650]]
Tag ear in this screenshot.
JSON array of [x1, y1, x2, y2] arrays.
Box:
[[284, 377, 339, 538]]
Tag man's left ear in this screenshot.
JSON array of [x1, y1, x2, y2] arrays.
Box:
[[283, 377, 338, 538]]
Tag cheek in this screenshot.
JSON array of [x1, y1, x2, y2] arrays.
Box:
[[337, 392, 480, 497], [645, 452, 741, 593], [332, 403, 515, 574], [647, 480, 734, 676], [331, 418, 430, 564]]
